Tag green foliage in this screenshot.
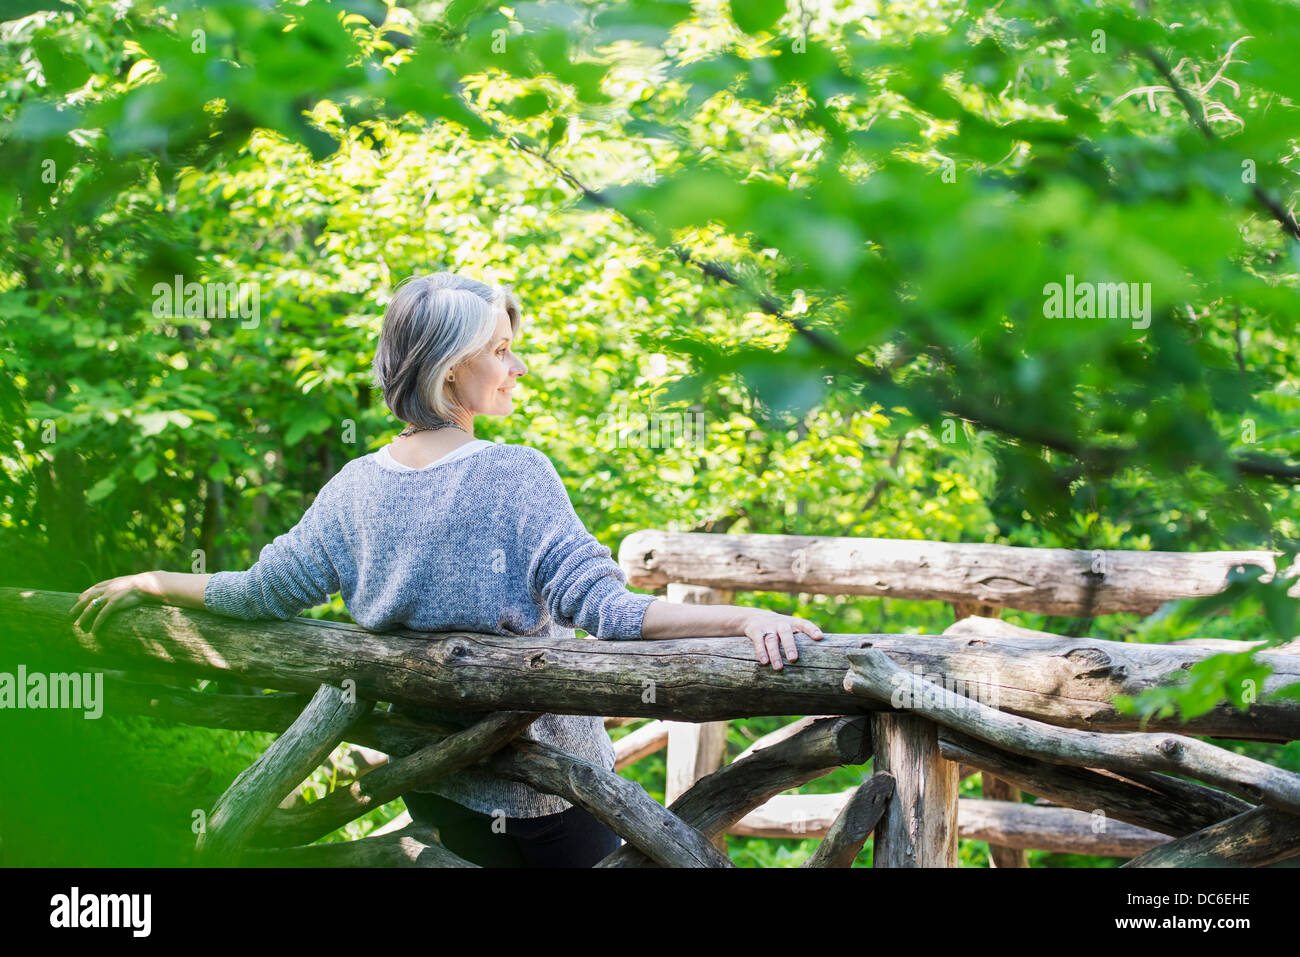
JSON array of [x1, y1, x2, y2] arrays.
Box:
[[4, 0, 1300, 866]]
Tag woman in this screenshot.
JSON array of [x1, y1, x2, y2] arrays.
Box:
[[68, 271, 825, 867]]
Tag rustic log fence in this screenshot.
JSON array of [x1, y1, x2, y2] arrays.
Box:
[[3, 530, 1298, 866]]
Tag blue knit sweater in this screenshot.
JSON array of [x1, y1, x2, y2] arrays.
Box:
[[202, 440, 658, 817]]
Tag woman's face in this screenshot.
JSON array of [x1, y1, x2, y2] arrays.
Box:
[[450, 307, 527, 420]]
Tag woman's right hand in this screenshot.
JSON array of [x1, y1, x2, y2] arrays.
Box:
[[742, 610, 824, 671]]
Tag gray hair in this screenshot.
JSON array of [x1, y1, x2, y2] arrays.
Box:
[[372, 272, 522, 430]]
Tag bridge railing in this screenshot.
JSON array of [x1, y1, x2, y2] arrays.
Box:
[[615, 530, 1300, 866], [4, 526, 1299, 868]]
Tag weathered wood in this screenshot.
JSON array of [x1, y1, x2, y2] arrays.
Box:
[[613, 719, 668, 770], [872, 712, 959, 867], [619, 530, 1299, 615], [1122, 806, 1300, 868], [801, 773, 894, 868], [944, 615, 1069, 641], [484, 738, 734, 868], [938, 728, 1251, 837], [958, 798, 1168, 857], [18, 589, 1300, 738], [243, 822, 477, 868], [947, 614, 1300, 655], [846, 648, 1300, 815], [946, 614, 1289, 653], [599, 715, 872, 867], [662, 583, 732, 853], [733, 791, 1169, 856], [196, 683, 373, 864], [254, 711, 543, 848], [734, 715, 838, 762]]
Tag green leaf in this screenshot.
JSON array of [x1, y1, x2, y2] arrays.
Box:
[[730, 0, 785, 35], [86, 477, 116, 504], [133, 456, 157, 484]]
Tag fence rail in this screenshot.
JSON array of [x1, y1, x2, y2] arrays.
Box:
[[5, 527, 1298, 867]]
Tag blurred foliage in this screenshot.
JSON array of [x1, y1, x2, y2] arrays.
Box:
[[3, 0, 1300, 866]]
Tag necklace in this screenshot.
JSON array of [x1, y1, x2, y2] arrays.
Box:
[[398, 421, 469, 438]]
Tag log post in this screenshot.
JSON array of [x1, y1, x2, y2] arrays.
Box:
[[871, 712, 960, 867], [663, 583, 732, 854]]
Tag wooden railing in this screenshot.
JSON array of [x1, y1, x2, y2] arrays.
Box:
[[615, 531, 1300, 867], [4, 529, 1299, 867]]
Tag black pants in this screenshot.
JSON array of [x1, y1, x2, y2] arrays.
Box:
[[403, 791, 623, 868]]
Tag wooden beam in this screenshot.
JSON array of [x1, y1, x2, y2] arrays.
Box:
[[254, 710, 542, 847], [196, 683, 373, 865], [618, 530, 1298, 615], [17, 588, 1300, 738], [948, 604, 1024, 866], [732, 793, 1170, 857], [981, 773, 1029, 867], [937, 727, 1251, 837], [485, 739, 735, 868], [845, 648, 1300, 815], [734, 715, 838, 762], [1122, 805, 1300, 867], [801, 773, 894, 867]]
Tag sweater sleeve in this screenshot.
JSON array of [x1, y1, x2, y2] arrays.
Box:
[[521, 449, 656, 640], [203, 481, 342, 621]]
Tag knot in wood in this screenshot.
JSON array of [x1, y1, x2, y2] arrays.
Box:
[[1064, 647, 1113, 671], [527, 651, 547, 670], [1156, 737, 1182, 758], [448, 642, 469, 659]]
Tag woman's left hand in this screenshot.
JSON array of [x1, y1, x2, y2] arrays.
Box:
[[68, 574, 149, 635]]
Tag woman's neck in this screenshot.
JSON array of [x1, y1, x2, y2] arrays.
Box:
[[390, 429, 477, 469]]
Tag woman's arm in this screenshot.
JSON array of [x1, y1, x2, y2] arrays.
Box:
[[639, 599, 751, 639], [135, 570, 212, 610], [69, 570, 212, 635], [639, 599, 825, 671]]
